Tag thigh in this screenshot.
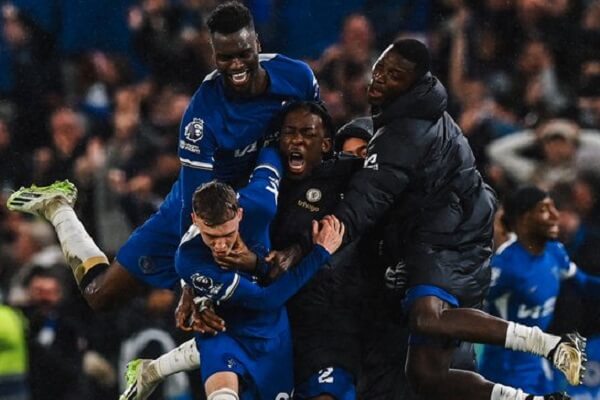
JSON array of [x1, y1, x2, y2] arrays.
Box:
[[405, 342, 455, 383], [116, 208, 181, 289]]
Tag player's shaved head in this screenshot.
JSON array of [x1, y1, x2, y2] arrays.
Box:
[[389, 39, 430, 81], [207, 1, 254, 35]]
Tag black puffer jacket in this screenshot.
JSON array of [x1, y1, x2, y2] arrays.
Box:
[[335, 73, 496, 306]]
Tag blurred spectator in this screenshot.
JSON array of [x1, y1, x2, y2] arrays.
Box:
[[314, 14, 375, 90], [0, 117, 27, 192], [577, 75, 600, 129], [1, 3, 61, 152], [145, 86, 191, 151], [30, 107, 87, 186], [0, 304, 28, 400], [128, 0, 213, 92], [103, 108, 161, 226], [6, 220, 63, 306], [20, 266, 88, 400], [515, 38, 570, 123], [74, 51, 133, 135], [444, 5, 521, 178], [487, 118, 600, 189], [320, 87, 348, 130], [312, 14, 375, 120]]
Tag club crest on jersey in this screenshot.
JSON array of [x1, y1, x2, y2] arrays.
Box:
[[138, 256, 155, 274], [184, 118, 204, 143], [306, 188, 322, 203], [190, 273, 223, 297]]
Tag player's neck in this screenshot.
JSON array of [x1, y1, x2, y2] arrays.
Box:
[[243, 67, 268, 98], [252, 67, 268, 96], [517, 230, 546, 255]]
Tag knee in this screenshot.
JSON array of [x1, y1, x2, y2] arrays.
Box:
[[82, 278, 114, 312]]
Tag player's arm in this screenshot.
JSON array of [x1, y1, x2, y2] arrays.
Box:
[[188, 218, 344, 311], [487, 256, 513, 301], [555, 244, 600, 297], [178, 102, 218, 235], [564, 264, 600, 298], [334, 122, 423, 243], [213, 147, 283, 277]]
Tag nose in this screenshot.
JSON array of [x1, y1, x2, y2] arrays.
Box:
[[549, 205, 560, 220], [230, 57, 244, 71], [290, 131, 304, 144], [213, 238, 228, 252]]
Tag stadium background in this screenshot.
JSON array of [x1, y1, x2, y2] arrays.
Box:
[[0, 0, 600, 399]]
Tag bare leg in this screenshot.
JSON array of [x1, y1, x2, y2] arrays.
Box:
[[406, 344, 494, 400], [405, 297, 574, 400], [205, 372, 239, 400], [409, 296, 508, 345], [82, 260, 146, 311]]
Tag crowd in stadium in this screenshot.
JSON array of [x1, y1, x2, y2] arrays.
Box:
[[1, 0, 600, 399]]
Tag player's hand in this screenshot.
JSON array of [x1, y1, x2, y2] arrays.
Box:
[[175, 284, 195, 332], [313, 215, 345, 254], [265, 244, 303, 280], [214, 236, 258, 271], [192, 299, 226, 335]]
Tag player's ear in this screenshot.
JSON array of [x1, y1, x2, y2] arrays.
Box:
[[191, 212, 197, 225], [322, 137, 332, 154], [256, 35, 261, 53], [237, 207, 244, 221]]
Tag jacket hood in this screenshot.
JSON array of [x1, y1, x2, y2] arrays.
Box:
[[372, 72, 447, 129]]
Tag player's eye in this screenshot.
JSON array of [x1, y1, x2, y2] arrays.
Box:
[[216, 54, 231, 62]]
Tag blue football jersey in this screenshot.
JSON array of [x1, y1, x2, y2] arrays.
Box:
[[174, 148, 330, 399], [175, 147, 330, 339], [177, 53, 319, 234], [480, 237, 577, 393]]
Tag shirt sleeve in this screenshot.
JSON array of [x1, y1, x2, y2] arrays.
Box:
[[238, 146, 283, 223], [178, 99, 218, 235], [488, 254, 513, 300], [185, 245, 331, 311], [554, 242, 577, 280], [567, 270, 600, 298], [299, 60, 320, 101], [334, 124, 416, 243]]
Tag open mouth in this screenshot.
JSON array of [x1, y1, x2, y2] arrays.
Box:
[[228, 70, 250, 86], [368, 85, 384, 99], [288, 151, 305, 174]]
